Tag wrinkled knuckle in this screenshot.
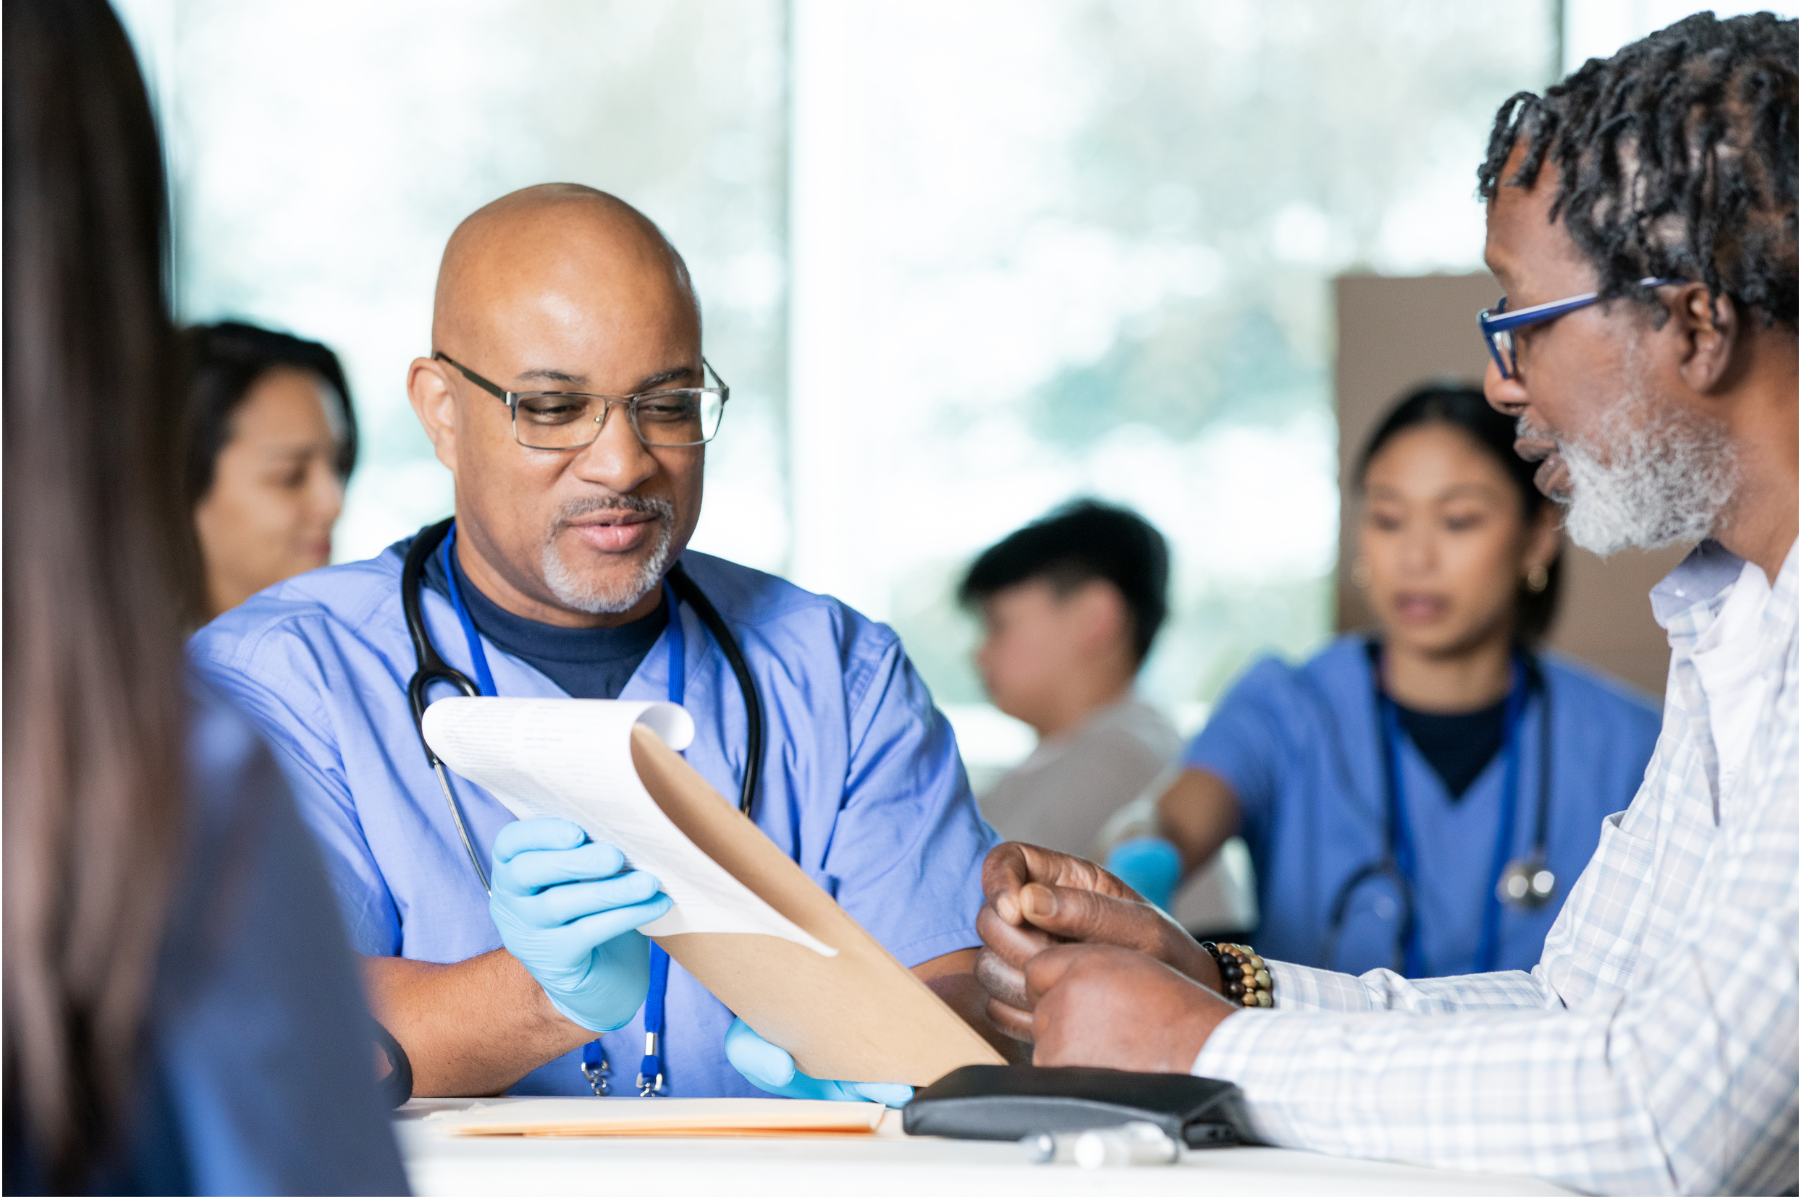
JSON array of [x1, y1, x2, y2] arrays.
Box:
[[1069, 887, 1108, 926], [987, 929, 1036, 970], [975, 951, 1025, 1004]]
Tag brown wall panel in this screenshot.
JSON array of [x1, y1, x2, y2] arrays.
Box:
[[1333, 272, 1683, 700]]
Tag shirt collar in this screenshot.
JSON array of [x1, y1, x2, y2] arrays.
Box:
[[1650, 537, 1798, 648], [1650, 539, 1748, 629]]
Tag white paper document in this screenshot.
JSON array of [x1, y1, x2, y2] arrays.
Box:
[[422, 697, 836, 956]]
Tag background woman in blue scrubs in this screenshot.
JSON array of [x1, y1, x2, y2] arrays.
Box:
[[183, 320, 358, 623], [1115, 385, 1661, 977], [2, 2, 404, 1192]]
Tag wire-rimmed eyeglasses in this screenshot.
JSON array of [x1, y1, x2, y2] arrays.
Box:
[[433, 353, 728, 449], [1478, 278, 1680, 379]]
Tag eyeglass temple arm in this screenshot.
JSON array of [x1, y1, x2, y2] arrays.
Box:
[[1480, 292, 1599, 333], [431, 352, 511, 404], [700, 357, 729, 398], [1479, 277, 1682, 333]]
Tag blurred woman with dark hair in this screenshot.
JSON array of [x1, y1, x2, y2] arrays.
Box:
[[1, 0, 406, 1192], [184, 320, 357, 620], [1106, 385, 1661, 978]]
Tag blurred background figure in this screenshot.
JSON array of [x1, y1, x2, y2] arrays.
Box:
[[184, 320, 355, 622], [961, 501, 1182, 858], [1108, 386, 1661, 976], [1, 0, 405, 1192]]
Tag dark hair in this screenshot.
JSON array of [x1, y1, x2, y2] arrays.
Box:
[[1478, 11, 1797, 330], [182, 320, 357, 506], [1356, 384, 1562, 643], [959, 500, 1171, 664], [3, 0, 192, 1188]]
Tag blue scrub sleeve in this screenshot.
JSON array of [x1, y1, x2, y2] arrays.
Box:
[[189, 620, 403, 957], [825, 633, 997, 969], [1180, 658, 1300, 845]]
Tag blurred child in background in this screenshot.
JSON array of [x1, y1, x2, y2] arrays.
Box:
[[962, 501, 1182, 859]]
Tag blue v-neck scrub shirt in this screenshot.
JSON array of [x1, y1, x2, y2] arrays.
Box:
[[1186, 635, 1661, 977], [189, 541, 997, 1097]]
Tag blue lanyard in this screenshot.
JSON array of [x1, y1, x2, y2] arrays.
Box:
[[1376, 657, 1528, 976], [638, 602, 680, 1097], [438, 524, 678, 1096]]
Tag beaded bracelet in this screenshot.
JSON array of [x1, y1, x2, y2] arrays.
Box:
[[1201, 941, 1273, 1008]]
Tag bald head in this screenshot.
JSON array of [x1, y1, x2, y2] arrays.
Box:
[[433, 184, 697, 356], [409, 183, 711, 629]]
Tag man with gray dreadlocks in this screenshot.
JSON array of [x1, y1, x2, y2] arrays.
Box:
[[972, 13, 1796, 1195]]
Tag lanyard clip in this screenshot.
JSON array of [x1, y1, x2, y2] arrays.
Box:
[[580, 1042, 610, 1096], [637, 1031, 665, 1097]]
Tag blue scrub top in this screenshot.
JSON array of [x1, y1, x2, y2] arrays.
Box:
[[1184, 635, 1661, 977], [189, 544, 996, 1098]]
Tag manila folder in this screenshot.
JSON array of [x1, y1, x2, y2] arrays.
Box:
[[630, 724, 1004, 1085], [422, 696, 1003, 1086]]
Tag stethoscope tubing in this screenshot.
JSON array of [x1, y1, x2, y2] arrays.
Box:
[[401, 516, 763, 823], [1318, 641, 1553, 975], [400, 519, 490, 890]]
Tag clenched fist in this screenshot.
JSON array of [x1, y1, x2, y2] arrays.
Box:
[[974, 841, 1221, 1043], [1025, 943, 1236, 1072]]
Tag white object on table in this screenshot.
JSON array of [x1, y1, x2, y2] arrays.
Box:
[[1073, 1121, 1181, 1168], [397, 1097, 1576, 1197]]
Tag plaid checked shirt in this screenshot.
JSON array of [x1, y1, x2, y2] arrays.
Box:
[[1193, 540, 1799, 1196]]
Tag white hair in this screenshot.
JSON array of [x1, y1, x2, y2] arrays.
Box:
[[540, 494, 677, 614], [1536, 365, 1737, 556]]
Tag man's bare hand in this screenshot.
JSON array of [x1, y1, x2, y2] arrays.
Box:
[[974, 842, 1219, 1043], [1026, 943, 1238, 1073]]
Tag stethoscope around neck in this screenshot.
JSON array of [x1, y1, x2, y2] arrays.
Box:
[[399, 515, 766, 1095], [1319, 641, 1557, 977]]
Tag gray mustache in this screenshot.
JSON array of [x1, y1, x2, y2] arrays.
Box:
[[549, 493, 675, 528]]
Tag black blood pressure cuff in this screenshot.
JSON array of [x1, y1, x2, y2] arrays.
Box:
[[901, 1064, 1257, 1148]]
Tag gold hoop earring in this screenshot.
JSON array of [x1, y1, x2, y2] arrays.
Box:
[[1525, 564, 1550, 593], [1350, 557, 1372, 590]]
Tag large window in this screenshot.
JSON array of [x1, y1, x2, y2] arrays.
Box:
[[787, 1, 1553, 778], [119, 0, 1778, 778]]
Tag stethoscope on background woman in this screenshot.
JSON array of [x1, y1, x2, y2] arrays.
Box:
[[1320, 641, 1557, 977], [400, 515, 766, 1096]]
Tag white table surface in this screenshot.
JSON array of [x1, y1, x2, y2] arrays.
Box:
[[397, 1097, 1573, 1197]]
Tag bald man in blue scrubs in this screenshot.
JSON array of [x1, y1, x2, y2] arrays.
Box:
[[191, 184, 1006, 1099]]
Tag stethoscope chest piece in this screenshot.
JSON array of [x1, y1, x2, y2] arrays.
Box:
[[1496, 857, 1557, 909]]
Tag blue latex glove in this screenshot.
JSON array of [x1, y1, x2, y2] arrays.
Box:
[[723, 1017, 913, 1107], [489, 817, 673, 1034], [1105, 835, 1183, 912]]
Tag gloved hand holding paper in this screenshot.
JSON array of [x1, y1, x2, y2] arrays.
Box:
[[421, 696, 1003, 1087], [425, 698, 834, 955]]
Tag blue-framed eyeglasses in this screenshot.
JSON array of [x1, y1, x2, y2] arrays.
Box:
[[1478, 278, 1680, 379]]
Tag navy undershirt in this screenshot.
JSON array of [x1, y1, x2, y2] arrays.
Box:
[[420, 543, 667, 700], [1393, 697, 1508, 800]]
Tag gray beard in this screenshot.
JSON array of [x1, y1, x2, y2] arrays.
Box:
[[540, 495, 677, 614], [1539, 381, 1737, 557]]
